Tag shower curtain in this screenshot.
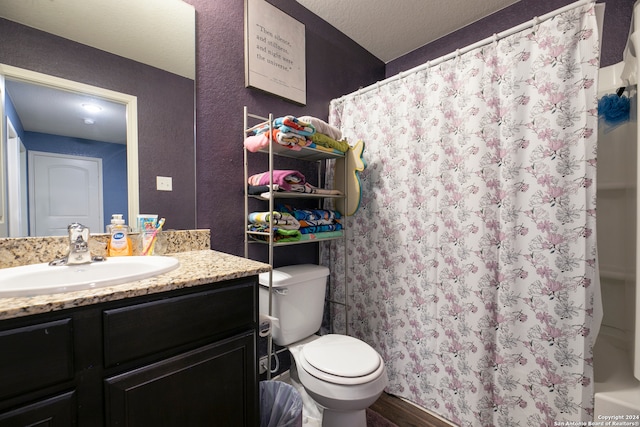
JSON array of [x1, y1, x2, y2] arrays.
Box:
[[325, 3, 601, 426]]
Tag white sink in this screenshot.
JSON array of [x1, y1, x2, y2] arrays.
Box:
[[0, 256, 180, 297]]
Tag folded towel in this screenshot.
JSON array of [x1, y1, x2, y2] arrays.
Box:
[[310, 133, 350, 153], [247, 225, 302, 242], [253, 115, 316, 137], [243, 133, 269, 153], [288, 183, 342, 195], [298, 116, 342, 140], [248, 170, 306, 191], [244, 128, 311, 153], [299, 223, 343, 234], [248, 184, 280, 195], [273, 115, 316, 136], [277, 204, 342, 221], [308, 143, 344, 155], [248, 211, 300, 230], [291, 208, 341, 221], [299, 230, 344, 241], [297, 218, 339, 228], [272, 129, 307, 150]]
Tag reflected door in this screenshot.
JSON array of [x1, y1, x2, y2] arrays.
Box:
[[29, 151, 103, 236], [6, 119, 28, 237]]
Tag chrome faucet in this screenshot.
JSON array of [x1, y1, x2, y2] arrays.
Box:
[[66, 223, 92, 265]]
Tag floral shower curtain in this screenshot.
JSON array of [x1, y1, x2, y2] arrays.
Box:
[[325, 3, 601, 426]]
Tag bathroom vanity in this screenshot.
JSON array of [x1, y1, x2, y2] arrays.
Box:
[[0, 250, 270, 426]]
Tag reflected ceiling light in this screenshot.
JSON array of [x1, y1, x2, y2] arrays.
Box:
[[83, 118, 95, 125], [82, 103, 102, 113]]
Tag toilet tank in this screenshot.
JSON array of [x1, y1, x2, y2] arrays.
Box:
[[259, 264, 329, 346]]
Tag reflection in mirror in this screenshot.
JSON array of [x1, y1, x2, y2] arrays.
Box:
[[0, 0, 196, 238], [0, 0, 195, 80], [0, 64, 139, 237]]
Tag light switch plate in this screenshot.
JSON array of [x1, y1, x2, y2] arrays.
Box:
[[156, 176, 172, 191]]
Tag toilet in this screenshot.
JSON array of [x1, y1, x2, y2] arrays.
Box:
[[259, 264, 388, 427]]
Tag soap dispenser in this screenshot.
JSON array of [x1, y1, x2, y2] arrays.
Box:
[[107, 214, 132, 256]]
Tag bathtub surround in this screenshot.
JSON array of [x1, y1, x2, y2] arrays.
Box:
[[593, 58, 640, 416], [325, 3, 600, 425]]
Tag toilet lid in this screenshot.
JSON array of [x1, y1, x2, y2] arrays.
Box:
[[301, 334, 381, 378]]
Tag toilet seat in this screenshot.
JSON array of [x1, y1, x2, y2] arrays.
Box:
[[298, 334, 384, 385]]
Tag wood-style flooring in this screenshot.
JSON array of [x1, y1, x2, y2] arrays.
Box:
[[370, 393, 455, 427]]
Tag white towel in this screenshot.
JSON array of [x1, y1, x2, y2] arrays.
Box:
[[298, 116, 342, 140]]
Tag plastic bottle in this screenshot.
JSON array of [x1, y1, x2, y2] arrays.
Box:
[[107, 214, 133, 256]]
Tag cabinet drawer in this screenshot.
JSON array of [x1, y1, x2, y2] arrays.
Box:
[[103, 282, 255, 367], [0, 390, 76, 426], [0, 318, 74, 400]]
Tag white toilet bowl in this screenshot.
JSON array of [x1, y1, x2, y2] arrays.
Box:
[[288, 334, 388, 427]]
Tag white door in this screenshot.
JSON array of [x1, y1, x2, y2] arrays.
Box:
[[6, 119, 28, 237], [29, 151, 103, 236]]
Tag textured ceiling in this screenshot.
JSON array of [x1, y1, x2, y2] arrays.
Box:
[[297, 0, 520, 63]]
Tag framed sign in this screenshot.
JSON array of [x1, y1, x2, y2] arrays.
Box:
[[244, 0, 306, 105]]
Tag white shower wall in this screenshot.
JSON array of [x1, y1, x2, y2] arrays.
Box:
[[596, 62, 637, 358], [594, 61, 640, 416]]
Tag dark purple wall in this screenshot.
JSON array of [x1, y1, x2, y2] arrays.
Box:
[[185, 0, 384, 261], [597, 0, 636, 67], [386, 0, 635, 77], [0, 18, 196, 231]]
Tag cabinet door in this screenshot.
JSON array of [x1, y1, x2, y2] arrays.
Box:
[[0, 319, 74, 401], [105, 332, 258, 427], [0, 391, 76, 427]]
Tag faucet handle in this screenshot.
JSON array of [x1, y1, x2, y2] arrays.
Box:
[[65, 223, 92, 265], [68, 222, 89, 243]]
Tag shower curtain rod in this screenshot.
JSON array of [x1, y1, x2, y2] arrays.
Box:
[[336, 0, 596, 102]]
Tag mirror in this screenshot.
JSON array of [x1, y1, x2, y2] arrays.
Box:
[[0, 0, 196, 237]]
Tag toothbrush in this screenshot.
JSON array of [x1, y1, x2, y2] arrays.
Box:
[[142, 218, 165, 255]]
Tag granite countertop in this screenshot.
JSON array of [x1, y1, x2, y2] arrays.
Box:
[[0, 250, 271, 320]]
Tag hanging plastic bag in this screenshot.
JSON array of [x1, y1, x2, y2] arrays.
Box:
[[260, 381, 303, 427]]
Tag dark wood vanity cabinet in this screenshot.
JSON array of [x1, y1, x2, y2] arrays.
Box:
[[0, 277, 260, 427]]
